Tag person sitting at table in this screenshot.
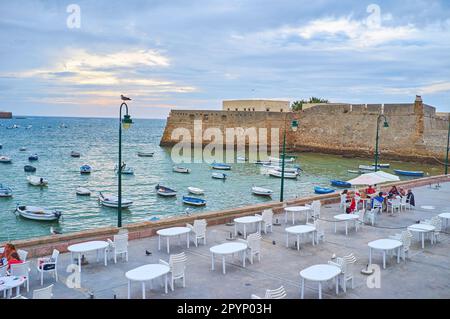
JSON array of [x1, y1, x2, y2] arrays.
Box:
[[0, 243, 16, 261], [366, 185, 376, 195], [346, 197, 357, 214], [372, 192, 384, 211], [388, 185, 400, 196], [341, 189, 350, 201], [399, 187, 406, 197], [406, 189, 415, 207], [6, 251, 22, 269]]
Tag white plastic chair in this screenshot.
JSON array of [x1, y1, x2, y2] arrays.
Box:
[[255, 209, 273, 234], [390, 230, 413, 260], [328, 253, 356, 293], [238, 232, 261, 264], [0, 264, 7, 276], [32, 284, 53, 299], [372, 199, 383, 212], [310, 200, 321, 221], [36, 249, 59, 285], [159, 252, 187, 291], [423, 217, 442, 243], [10, 261, 30, 292], [399, 196, 409, 211], [17, 249, 28, 262], [186, 219, 207, 247], [107, 233, 129, 263], [388, 197, 401, 215], [251, 286, 287, 299], [359, 208, 376, 226], [340, 194, 348, 212], [307, 219, 324, 244]]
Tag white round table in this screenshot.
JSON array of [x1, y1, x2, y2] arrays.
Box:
[[285, 225, 316, 250], [125, 264, 170, 299], [299, 264, 341, 299], [234, 216, 262, 238], [68, 240, 109, 273], [368, 239, 402, 269], [156, 227, 191, 254], [334, 214, 360, 236], [284, 206, 311, 225], [407, 224, 436, 249], [438, 213, 450, 230], [0, 276, 26, 298], [210, 242, 247, 274]]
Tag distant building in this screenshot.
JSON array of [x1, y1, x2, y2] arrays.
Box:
[[222, 100, 290, 112], [0, 111, 12, 119]]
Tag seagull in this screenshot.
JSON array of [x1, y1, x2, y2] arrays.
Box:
[[50, 227, 62, 235], [121, 95, 132, 101], [145, 250, 152, 256]]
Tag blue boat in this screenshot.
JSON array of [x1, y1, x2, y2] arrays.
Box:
[[211, 162, 232, 170], [182, 196, 206, 206], [330, 180, 352, 188], [80, 165, 92, 174], [394, 169, 424, 177], [28, 154, 38, 161], [314, 186, 335, 194]]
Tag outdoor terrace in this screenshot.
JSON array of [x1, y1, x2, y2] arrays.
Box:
[[7, 182, 450, 299]]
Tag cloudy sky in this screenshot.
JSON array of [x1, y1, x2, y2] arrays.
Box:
[[1, 0, 450, 118]]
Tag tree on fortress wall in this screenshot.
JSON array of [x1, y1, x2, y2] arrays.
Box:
[[291, 97, 329, 111]]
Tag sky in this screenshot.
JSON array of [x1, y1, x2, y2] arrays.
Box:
[[1, 0, 450, 119]]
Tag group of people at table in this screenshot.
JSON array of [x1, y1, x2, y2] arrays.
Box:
[[341, 185, 416, 214], [0, 244, 23, 270]]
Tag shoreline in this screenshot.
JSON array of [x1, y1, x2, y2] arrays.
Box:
[[4, 173, 448, 258]]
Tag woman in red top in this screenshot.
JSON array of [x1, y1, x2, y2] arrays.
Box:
[[6, 251, 22, 270]]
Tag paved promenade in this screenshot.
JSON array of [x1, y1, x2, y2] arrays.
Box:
[[12, 182, 450, 299]]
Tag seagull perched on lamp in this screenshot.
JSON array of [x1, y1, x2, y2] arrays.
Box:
[[121, 95, 132, 101]]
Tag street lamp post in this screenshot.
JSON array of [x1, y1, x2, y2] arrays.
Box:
[[445, 115, 450, 175], [118, 102, 133, 228], [280, 119, 299, 202], [374, 114, 389, 172]]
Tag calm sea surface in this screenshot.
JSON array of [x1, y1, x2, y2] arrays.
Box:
[[0, 117, 442, 242]]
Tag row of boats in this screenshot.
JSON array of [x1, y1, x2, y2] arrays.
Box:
[[349, 164, 425, 177]]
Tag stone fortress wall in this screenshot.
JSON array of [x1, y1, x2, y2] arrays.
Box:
[[160, 96, 449, 163]]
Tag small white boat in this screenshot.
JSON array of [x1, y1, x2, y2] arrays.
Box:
[[137, 151, 154, 157], [269, 156, 295, 163], [27, 176, 48, 186], [358, 165, 376, 171], [251, 186, 273, 197], [98, 192, 133, 208], [173, 166, 191, 174], [70, 151, 81, 158], [253, 160, 272, 165], [76, 187, 91, 196], [19, 147, 27, 151], [188, 186, 204, 195], [26, 125, 32, 129], [347, 170, 362, 174], [237, 156, 247, 162], [0, 184, 13, 197], [212, 172, 227, 179], [268, 169, 298, 179], [0, 156, 12, 163], [263, 164, 300, 174], [15, 205, 61, 221], [115, 164, 134, 175]]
